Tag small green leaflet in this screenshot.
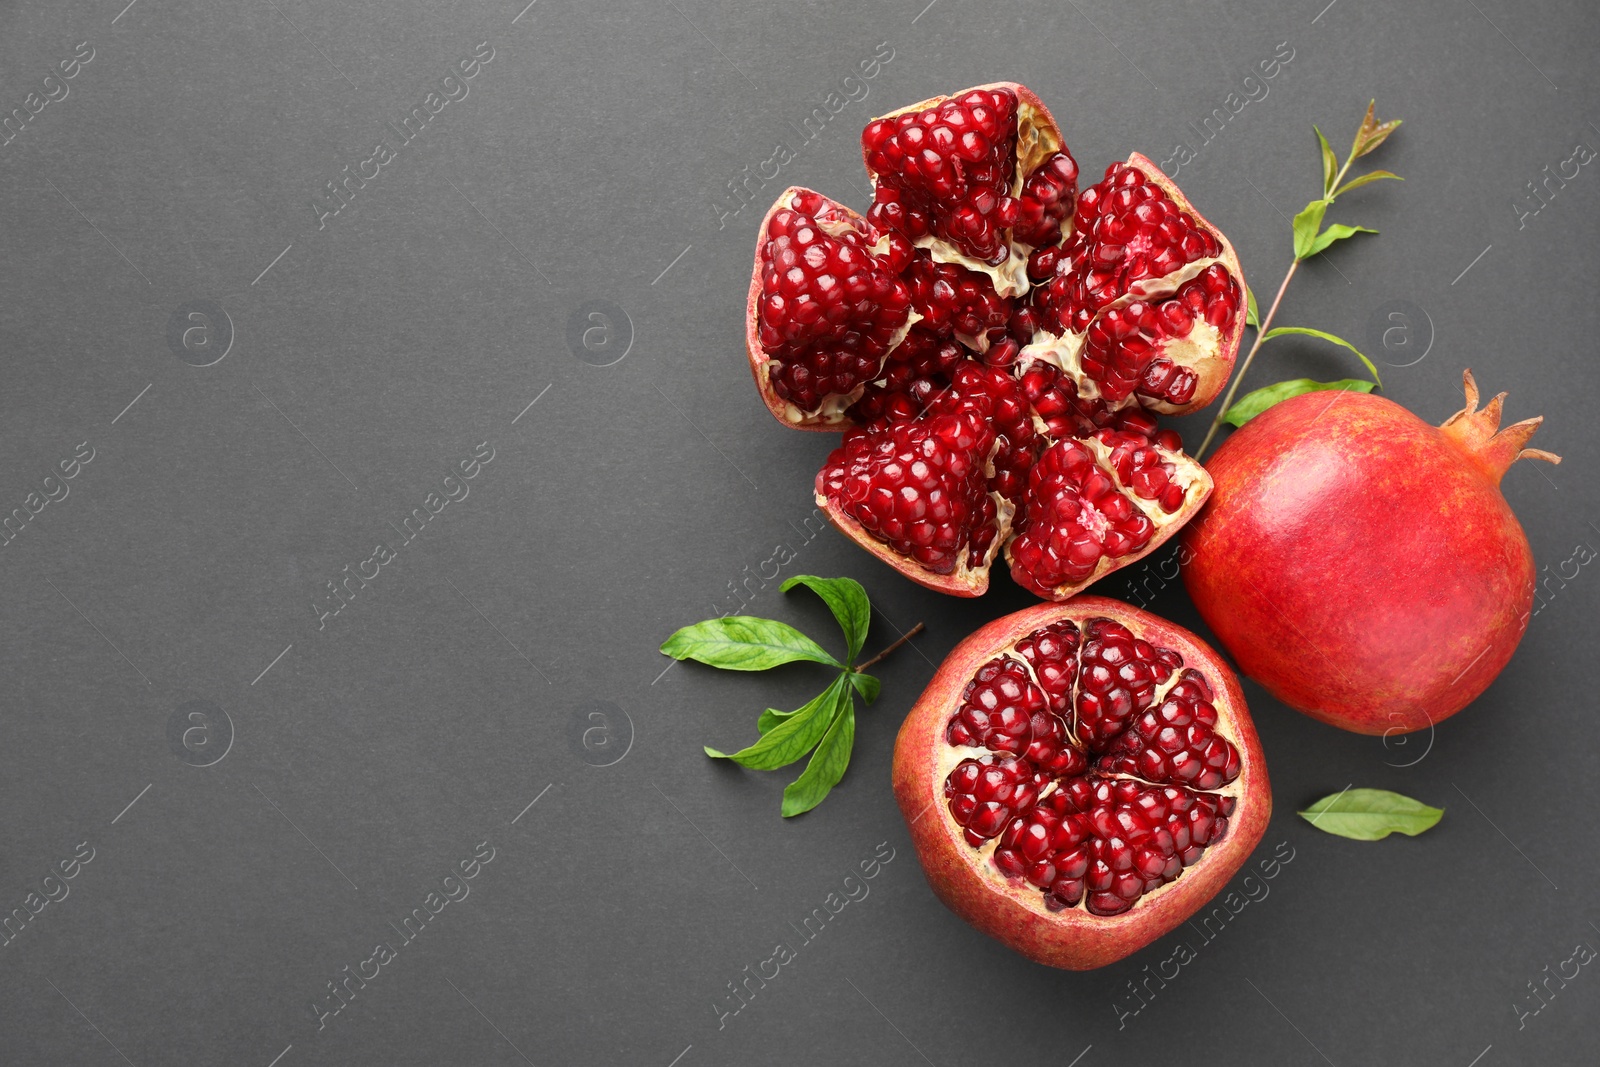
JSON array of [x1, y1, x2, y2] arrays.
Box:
[[1245, 285, 1260, 328], [1298, 789, 1443, 840], [1304, 223, 1378, 259], [1222, 378, 1375, 427], [1333, 170, 1402, 197], [1292, 199, 1329, 259], [707, 676, 849, 770], [1314, 125, 1337, 197], [661, 575, 915, 817], [1260, 326, 1384, 386], [661, 615, 841, 671], [779, 575, 870, 661], [848, 672, 880, 704], [782, 700, 855, 817]]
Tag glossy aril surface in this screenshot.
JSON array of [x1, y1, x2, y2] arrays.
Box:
[[894, 598, 1269, 970], [755, 192, 911, 413], [752, 83, 1244, 596], [864, 88, 1024, 265], [941, 615, 1241, 917]]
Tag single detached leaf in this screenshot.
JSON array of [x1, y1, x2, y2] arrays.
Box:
[[780, 575, 871, 662], [1292, 199, 1329, 259], [1260, 326, 1384, 387], [1351, 100, 1402, 160], [1305, 223, 1378, 258], [1222, 378, 1376, 427], [1298, 788, 1443, 840], [849, 671, 881, 705], [661, 616, 842, 672], [707, 675, 848, 769], [1333, 170, 1403, 197], [1245, 285, 1260, 328], [1314, 124, 1337, 196], [781, 696, 856, 817]]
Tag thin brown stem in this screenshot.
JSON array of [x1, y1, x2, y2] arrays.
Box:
[[855, 622, 926, 672], [1196, 259, 1301, 459]]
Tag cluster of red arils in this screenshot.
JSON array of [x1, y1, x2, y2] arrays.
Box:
[[745, 83, 1246, 599]]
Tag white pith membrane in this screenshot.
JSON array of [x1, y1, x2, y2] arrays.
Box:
[[935, 620, 1246, 915], [1003, 433, 1212, 599], [866, 93, 1068, 299], [760, 189, 922, 425], [1021, 255, 1229, 411]]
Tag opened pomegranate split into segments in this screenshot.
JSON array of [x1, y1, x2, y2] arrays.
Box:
[[745, 83, 1244, 599], [893, 598, 1270, 970]]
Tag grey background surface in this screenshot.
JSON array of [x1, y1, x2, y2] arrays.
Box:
[[0, 0, 1596, 1064]]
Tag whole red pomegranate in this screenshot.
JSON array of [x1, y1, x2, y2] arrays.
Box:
[[892, 597, 1270, 970], [744, 82, 1246, 602], [1183, 371, 1560, 735]]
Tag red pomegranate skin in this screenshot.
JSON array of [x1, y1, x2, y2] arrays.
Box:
[[1182, 383, 1543, 735]]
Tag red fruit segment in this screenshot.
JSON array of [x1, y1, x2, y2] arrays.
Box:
[[815, 409, 1004, 587], [944, 655, 1087, 777], [862, 82, 1073, 296], [904, 251, 1014, 352], [746, 188, 916, 429], [1014, 620, 1080, 718], [1044, 777, 1235, 915], [1005, 433, 1210, 602], [944, 754, 1041, 847], [1026, 156, 1245, 414], [1079, 265, 1242, 408], [1074, 617, 1183, 750], [865, 87, 1022, 267], [1097, 669, 1243, 790]]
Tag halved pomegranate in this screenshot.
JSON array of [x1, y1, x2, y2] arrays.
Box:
[[892, 598, 1270, 970], [747, 83, 1244, 600]]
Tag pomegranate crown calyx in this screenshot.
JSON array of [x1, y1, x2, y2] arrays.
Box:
[[1439, 369, 1561, 484]]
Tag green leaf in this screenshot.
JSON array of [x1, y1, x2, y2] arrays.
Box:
[[1351, 100, 1402, 160], [1298, 788, 1442, 840], [781, 695, 856, 817], [756, 707, 791, 734], [1222, 379, 1376, 427], [1332, 170, 1403, 198], [707, 676, 849, 769], [780, 575, 870, 662], [757, 681, 836, 734], [849, 671, 880, 704], [1260, 326, 1384, 387], [1314, 125, 1337, 197], [1292, 199, 1329, 259], [661, 616, 842, 671], [1304, 223, 1379, 258], [1245, 285, 1260, 328]]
